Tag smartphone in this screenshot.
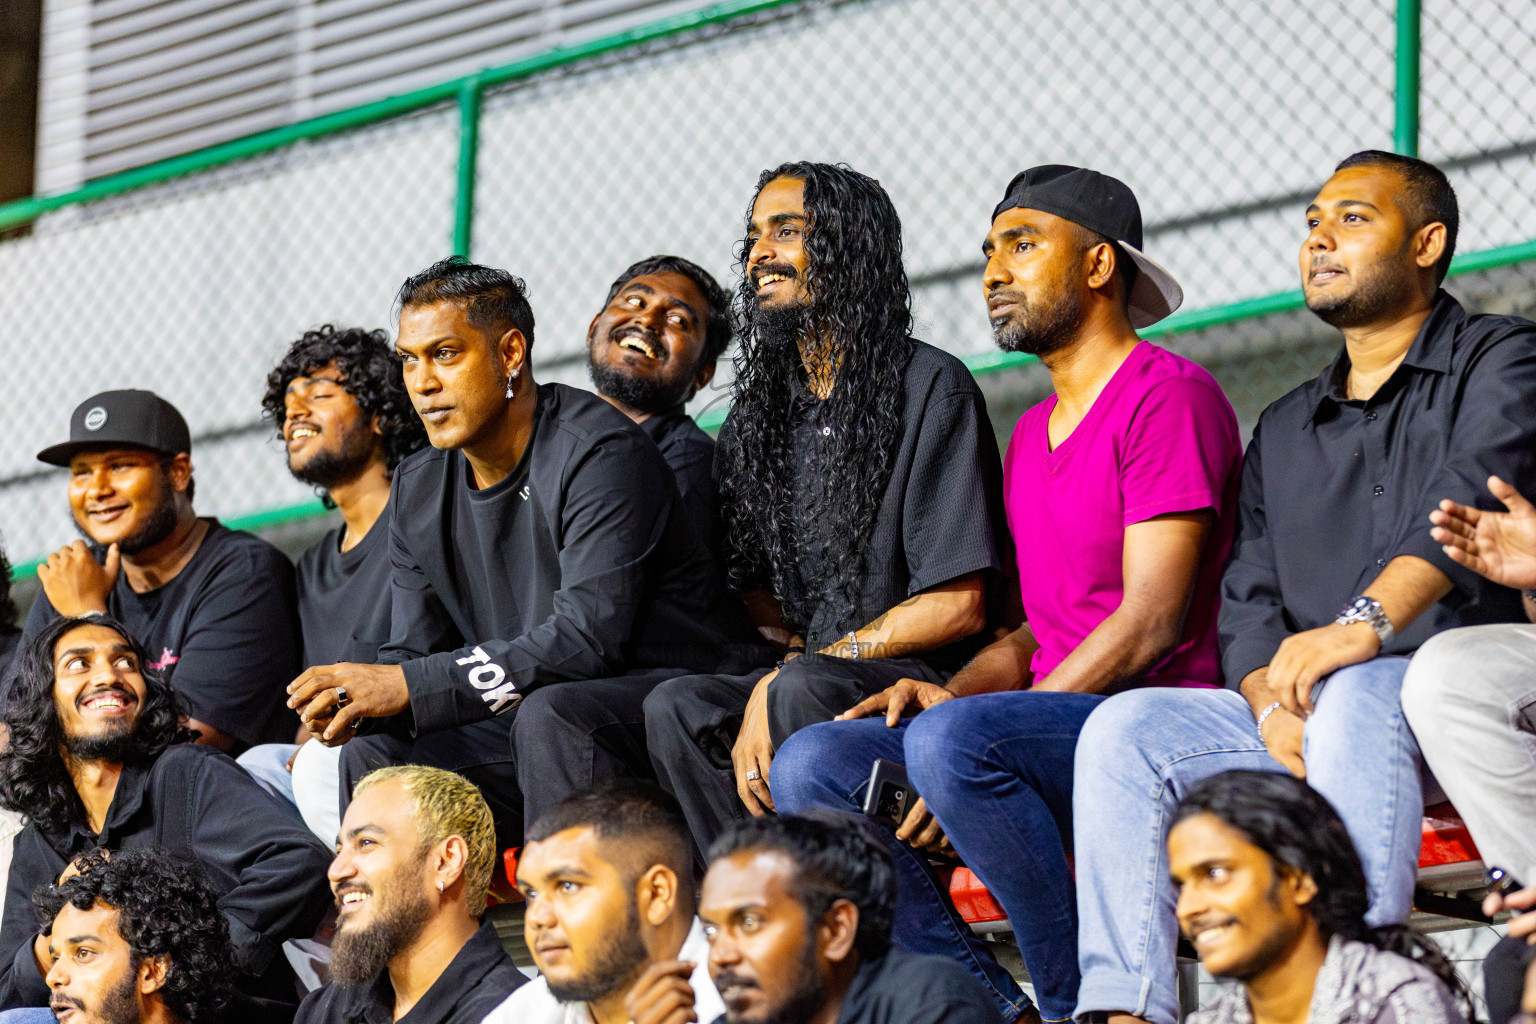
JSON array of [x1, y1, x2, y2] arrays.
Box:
[[862, 758, 913, 828], [1488, 866, 1526, 913]]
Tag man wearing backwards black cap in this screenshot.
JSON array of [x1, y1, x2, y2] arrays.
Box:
[[1072, 152, 1536, 1024], [20, 390, 302, 752], [773, 165, 1242, 1024]]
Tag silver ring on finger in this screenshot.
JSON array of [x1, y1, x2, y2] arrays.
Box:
[[745, 769, 760, 781], [335, 686, 350, 708]]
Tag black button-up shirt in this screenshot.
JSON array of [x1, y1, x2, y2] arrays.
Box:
[[1219, 290, 1536, 686], [638, 407, 721, 562], [717, 342, 1011, 672], [295, 918, 525, 1024]]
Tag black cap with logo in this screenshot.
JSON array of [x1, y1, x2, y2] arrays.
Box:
[[37, 390, 193, 467], [992, 164, 1184, 329]]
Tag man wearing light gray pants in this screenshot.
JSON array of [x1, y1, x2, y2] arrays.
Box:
[[1404, 472, 1536, 885]]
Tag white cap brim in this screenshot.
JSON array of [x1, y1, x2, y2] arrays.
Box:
[[1119, 242, 1184, 329]]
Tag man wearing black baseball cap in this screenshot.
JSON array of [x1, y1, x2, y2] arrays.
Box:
[[19, 389, 302, 752], [771, 165, 1242, 1024]]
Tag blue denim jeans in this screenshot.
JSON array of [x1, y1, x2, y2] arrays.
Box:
[[773, 715, 1033, 1022], [1072, 657, 1429, 1024]]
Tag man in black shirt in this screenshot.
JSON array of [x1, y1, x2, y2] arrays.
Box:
[[1072, 152, 1536, 1024], [23, 390, 302, 752], [0, 617, 333, 1024], [586, 255, 734, 558], [643, 163, 1010, 855], [237, 325, 429, 836], [35, 847, 237, 1024], [286, 258, 768, 849], [295, 765, 525, 1024], [699, 814, 1000, 1024]]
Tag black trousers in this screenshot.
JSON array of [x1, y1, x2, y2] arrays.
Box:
[[1486, 933, 1536, 1024], [340, 668, 680, 851], [644, 653, 946, 860]]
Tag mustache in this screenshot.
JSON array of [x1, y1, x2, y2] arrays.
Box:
[[76, 686, 137, 709], [50, 996, 85, 1013], [752, 263, 799, 285], [712, 969, 758, 993]]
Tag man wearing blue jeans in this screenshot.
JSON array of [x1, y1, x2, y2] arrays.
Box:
[[1073, 152, 1536, 1024], [773, 166, 1242, 1024]]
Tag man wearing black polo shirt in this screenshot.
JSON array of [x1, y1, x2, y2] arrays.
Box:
[[238, 325, 429, 838], [286, 258, 767, 849], [1073, 152, 1536, 1024], [643, 163, 1010, 851], [587, 255, 734, 559], [23, 390, 301, 752]]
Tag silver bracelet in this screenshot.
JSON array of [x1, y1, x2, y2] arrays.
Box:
[[846, 631, 861, 659], [1255, 701, 1283, 740]]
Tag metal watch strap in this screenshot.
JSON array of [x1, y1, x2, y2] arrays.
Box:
[[1335, 595, 1394, 644], [846, 631, 861, 659]]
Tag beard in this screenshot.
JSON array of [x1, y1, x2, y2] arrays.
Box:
[[288, 419, 377, 492], [990, 287, 1083, 357], [545, 897, 650, 1003], [63, 722, 140, 763], [717, 928, 827, 1024], [75, 473, 180, 557], [1305, 256, 1419, 330], [329, 882, 433, 988], [51, 956, 143, 1024], [587, 347, 695, 416]]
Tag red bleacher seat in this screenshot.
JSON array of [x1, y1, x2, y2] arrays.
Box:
[[946, 804, 1485, 929]]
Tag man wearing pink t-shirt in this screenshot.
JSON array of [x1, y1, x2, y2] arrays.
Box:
[[772, 165, 1241, 1024]]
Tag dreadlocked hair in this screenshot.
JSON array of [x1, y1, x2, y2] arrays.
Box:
[[720, 162, 914, 630], [1175, 771, 1472, 1014], [0, 617, 191, 838]]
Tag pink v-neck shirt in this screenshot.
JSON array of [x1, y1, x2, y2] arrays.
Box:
[[1004, 342, 1242, 688]]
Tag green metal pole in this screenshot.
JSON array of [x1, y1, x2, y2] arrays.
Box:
[[453, 77, 483, 257], [1394, 0, 1420, 157]]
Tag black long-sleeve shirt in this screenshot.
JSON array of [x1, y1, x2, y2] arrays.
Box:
[[639, 407, 721, 562], [380, 383, 771, 735], [1219, 290, 1536, 687], [294, 918, 524, 1024], [0, 744, 334, 1022]]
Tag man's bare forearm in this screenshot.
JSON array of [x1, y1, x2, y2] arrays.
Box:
[[941, 625, 1038, 697], [823, 573, 987, 660], [1362, 555, 1453, 632]]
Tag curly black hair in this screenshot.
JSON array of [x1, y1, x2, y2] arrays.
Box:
[[35, 847, 234, 1023], [601, 255, 735, 365], [719, 162, 914, 630], [1174, 771, 1471, 1012], [261, 324, 428, 492], [0, 617, 190, 838]]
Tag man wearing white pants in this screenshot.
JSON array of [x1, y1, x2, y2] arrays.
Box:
[[1403, 473, 1536, 885]]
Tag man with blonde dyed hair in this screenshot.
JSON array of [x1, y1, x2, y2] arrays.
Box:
[[295, 765, 525, 1024]]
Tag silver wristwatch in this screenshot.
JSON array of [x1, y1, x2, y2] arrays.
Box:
[[1336, 595, 1394, 644]]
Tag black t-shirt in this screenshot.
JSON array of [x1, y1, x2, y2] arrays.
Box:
[[639, 408, 721, 561], [381, 383, 772, 735], [22, 520, 302, 748], [709, 947, 1000, 1024], [295, 503, 395, 667], [717, 341, 1010, 670], [0, 745, 334, 1023]]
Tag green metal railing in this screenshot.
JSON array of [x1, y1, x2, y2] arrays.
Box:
[[2, 0, 1531, 582]]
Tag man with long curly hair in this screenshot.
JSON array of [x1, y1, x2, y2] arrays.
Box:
[[32, 847, 235, 1024], [0, 617, 333, 1023], [236, 325, 429, 840], [643, 163, 1019, 1013]]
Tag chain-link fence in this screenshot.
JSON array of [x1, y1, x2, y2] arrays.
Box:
[[2, 0, 1534, 579]]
